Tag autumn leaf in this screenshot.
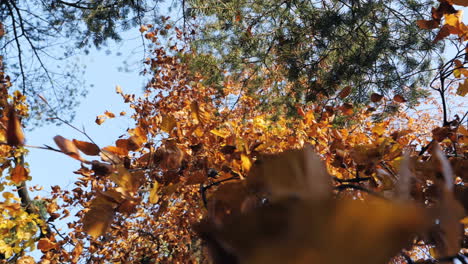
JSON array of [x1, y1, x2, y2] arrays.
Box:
[[82, 193, 117, 238], [160, 114, 177, 133], [149, 181, 159, 203], [338, 86, 351, 99], [434, 24, 451, 42], [247, 146, 331, 200], [11, 165, 28, 184], [416, 19, 440, 29], [37, 238, 57, 252], [104, 111, 116, 118], [6, 108, 25, 146], [339, 103, 353, 116], [95, 116, 105, 125], [73, 139, 100, 156], [110, 165, 143, 193], [370, 93, 383, 102], [457, 79, 468, 96], [448, 0, 468, 7], [240, 153, 252, 172], [393, 94, 407, 103], [54, 135, 83, 161], [190, 101, 210, 125]]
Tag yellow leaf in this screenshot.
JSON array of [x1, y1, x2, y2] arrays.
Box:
[[149, 181, 159, 203], [210, 128, 230, 138], [371, 123, 386, 136], [457, 79, 468, 96], [160, 114, 176, 133], [104, 111, 116, 118], [110, 165, 142, 193], [241, 154, 252, 172]]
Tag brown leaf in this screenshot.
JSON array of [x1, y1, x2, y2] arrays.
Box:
[[11, 165, 28, 184], [54, 135, 83, 161], [433, 24, 451, 42], [82, 193, 117, 238], [370, 93, 384, 103], [339, 103, 354, 116], [416, 19, 440, 29], [95, 116, 105, 125], [73, 139, 100, 156], [6, 108, 25, 146], [393, 94, 407, 103], [104, 110, 116, 118], [109, 165, 143, 194], [37, 238, 57, 252], [338, 86, 352, 99], [247, 146, 331, 200]]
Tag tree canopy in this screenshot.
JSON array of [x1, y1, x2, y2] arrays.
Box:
[[184, 0, 443, 114], [0, 0, 467, 263]]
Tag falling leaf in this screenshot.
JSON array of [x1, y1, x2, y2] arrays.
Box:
[[393, 94, 407, 103], [457, 79, 468, 96], [241, 154, 252, 172], [149, 181, 159, 203], [338, 86, 352, 99], [6, 108, 25, 146], [371, 123, 387, 136], [95, 116, 105, 125], [370, 93, 384, 102], [37, 238, 57, 252], [434, 24, 451, 42], [104, 111, 116, 118], [190, 101, 210, 125], [73, 139, 100, 156], [416, 19, 440, 29], [53, 135, 83, 161], [339, 103, 354, 116], [247, 146, 331, 200], [110, 165, 142, 194], [160, 114, 176, 133], [11, 165, 28, 184], [82, 194, 117, 238], [448, 0, 468, 7]]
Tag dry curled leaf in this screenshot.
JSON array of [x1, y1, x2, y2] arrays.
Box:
[[6, 108, 24, 146]]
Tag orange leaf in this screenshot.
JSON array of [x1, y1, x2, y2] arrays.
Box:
[[73, 139, 100, 156], [104, 111, 116, 118], [54, 136, 83, 161], [95, 116, 105, 125], [37, 238, 57, 252], [11, 165, 28, 184], [339, 103, 354, 115], [103, 145, 128, 156], [6, 108, 25, 146]]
